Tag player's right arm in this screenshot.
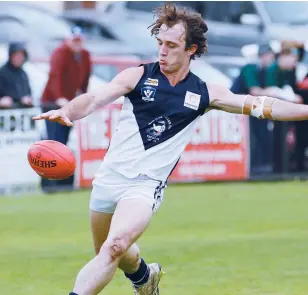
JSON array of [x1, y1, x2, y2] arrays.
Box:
[[33, 67, 144, 126], [207, 83, 308, 121]]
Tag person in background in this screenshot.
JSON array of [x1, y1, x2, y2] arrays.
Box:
[[231, 44, 276, 174], [294, 75, 308, 172], [231, 44, 275, 96], [0, 42, 32, 109], [266, 41, 303, 100], [292, 43, 308, 172], [266, 41, 303, 174], [41, 27, 92, 193]]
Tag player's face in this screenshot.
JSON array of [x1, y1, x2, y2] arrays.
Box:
[[156, 23, 193, 73]]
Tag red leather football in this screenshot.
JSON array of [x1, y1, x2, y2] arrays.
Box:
[[28, 140, 76, 180]]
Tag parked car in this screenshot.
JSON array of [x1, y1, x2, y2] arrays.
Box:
[[91, 55, 152, 81], [0, 16, 28, 43], [204, 55, 249, 82], [0, 3, 152, 59], [0, 15, 50, 58], [190, 59, 231, 88], [61, 8, 157, 55], [0, 3, 71, 47]]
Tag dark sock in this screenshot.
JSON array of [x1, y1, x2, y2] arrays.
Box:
[[69, 293, 78, 295], [125, 258, 150, 288]]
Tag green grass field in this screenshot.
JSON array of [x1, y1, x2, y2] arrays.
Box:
[[1, 181, 308, 295]]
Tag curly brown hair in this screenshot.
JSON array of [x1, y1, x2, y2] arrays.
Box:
[[148, 2, 208, 59]]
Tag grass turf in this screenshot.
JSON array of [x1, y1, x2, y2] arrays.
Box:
[[1, 181, 308, 295]]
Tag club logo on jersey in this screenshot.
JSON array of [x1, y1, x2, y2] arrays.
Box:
[[141, 86, 156, 102], [144, 78, 159, 86], [146, 116, 172, 143], [184, 91, 201, 110]]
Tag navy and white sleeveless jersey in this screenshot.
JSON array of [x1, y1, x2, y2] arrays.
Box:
[[102, 62, 210, 182]]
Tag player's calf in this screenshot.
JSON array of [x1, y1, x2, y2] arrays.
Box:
[[119, 243, 141, 273]]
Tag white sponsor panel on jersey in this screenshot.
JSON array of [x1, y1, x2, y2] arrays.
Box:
[[184, 91, 201, 110], [144, 78, 159, 86]]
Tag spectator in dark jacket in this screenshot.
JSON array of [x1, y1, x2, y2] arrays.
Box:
[[291, 43, 308, 172], [230, 44, 275, 96], [0, 42, 32, 109], [295, 76, 308, 172], [41, 27, 91, 193], [231, 44, 276, 174], [266, 41, 303, 173]]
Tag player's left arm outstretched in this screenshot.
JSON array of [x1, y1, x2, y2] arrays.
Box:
[[207, 84, 308, 121], [33, 66, 144, 126]]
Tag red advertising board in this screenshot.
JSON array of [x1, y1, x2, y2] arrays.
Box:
[[76, 104, 249, 187], [169, 110, 250, 182]]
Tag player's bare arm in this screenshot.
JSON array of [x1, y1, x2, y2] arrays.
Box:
[[207, 83, 308, 121], [33, 66, 144, 126]]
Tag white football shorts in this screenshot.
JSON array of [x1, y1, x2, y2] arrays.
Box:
[[90, 162, 166, 214]]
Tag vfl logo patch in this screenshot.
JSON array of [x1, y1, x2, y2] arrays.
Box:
[[184, 91, 201, 110], [146, 116, 172, 143], [141, 86, 156, 102], [144, 78, 159, 86]]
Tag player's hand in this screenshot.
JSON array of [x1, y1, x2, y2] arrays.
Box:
[[21, 96, 33, 106], [0, 96, 13, 108], [32, 109, 73, 127]]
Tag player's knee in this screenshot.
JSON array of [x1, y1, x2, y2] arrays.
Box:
[[102, 234, 131, 259]]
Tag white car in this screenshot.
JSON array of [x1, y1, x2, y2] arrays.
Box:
[[190, 58, 231, 88]]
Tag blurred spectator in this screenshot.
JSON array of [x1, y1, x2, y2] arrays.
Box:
[[41, 27, 92, 193], [231, 44, 275, 175], [230, 44, 275, 96], [293, 47, 308, 172], [0, 42, 32, 109], [266, 41, 303, 101], [266, 41, 303, 173]]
